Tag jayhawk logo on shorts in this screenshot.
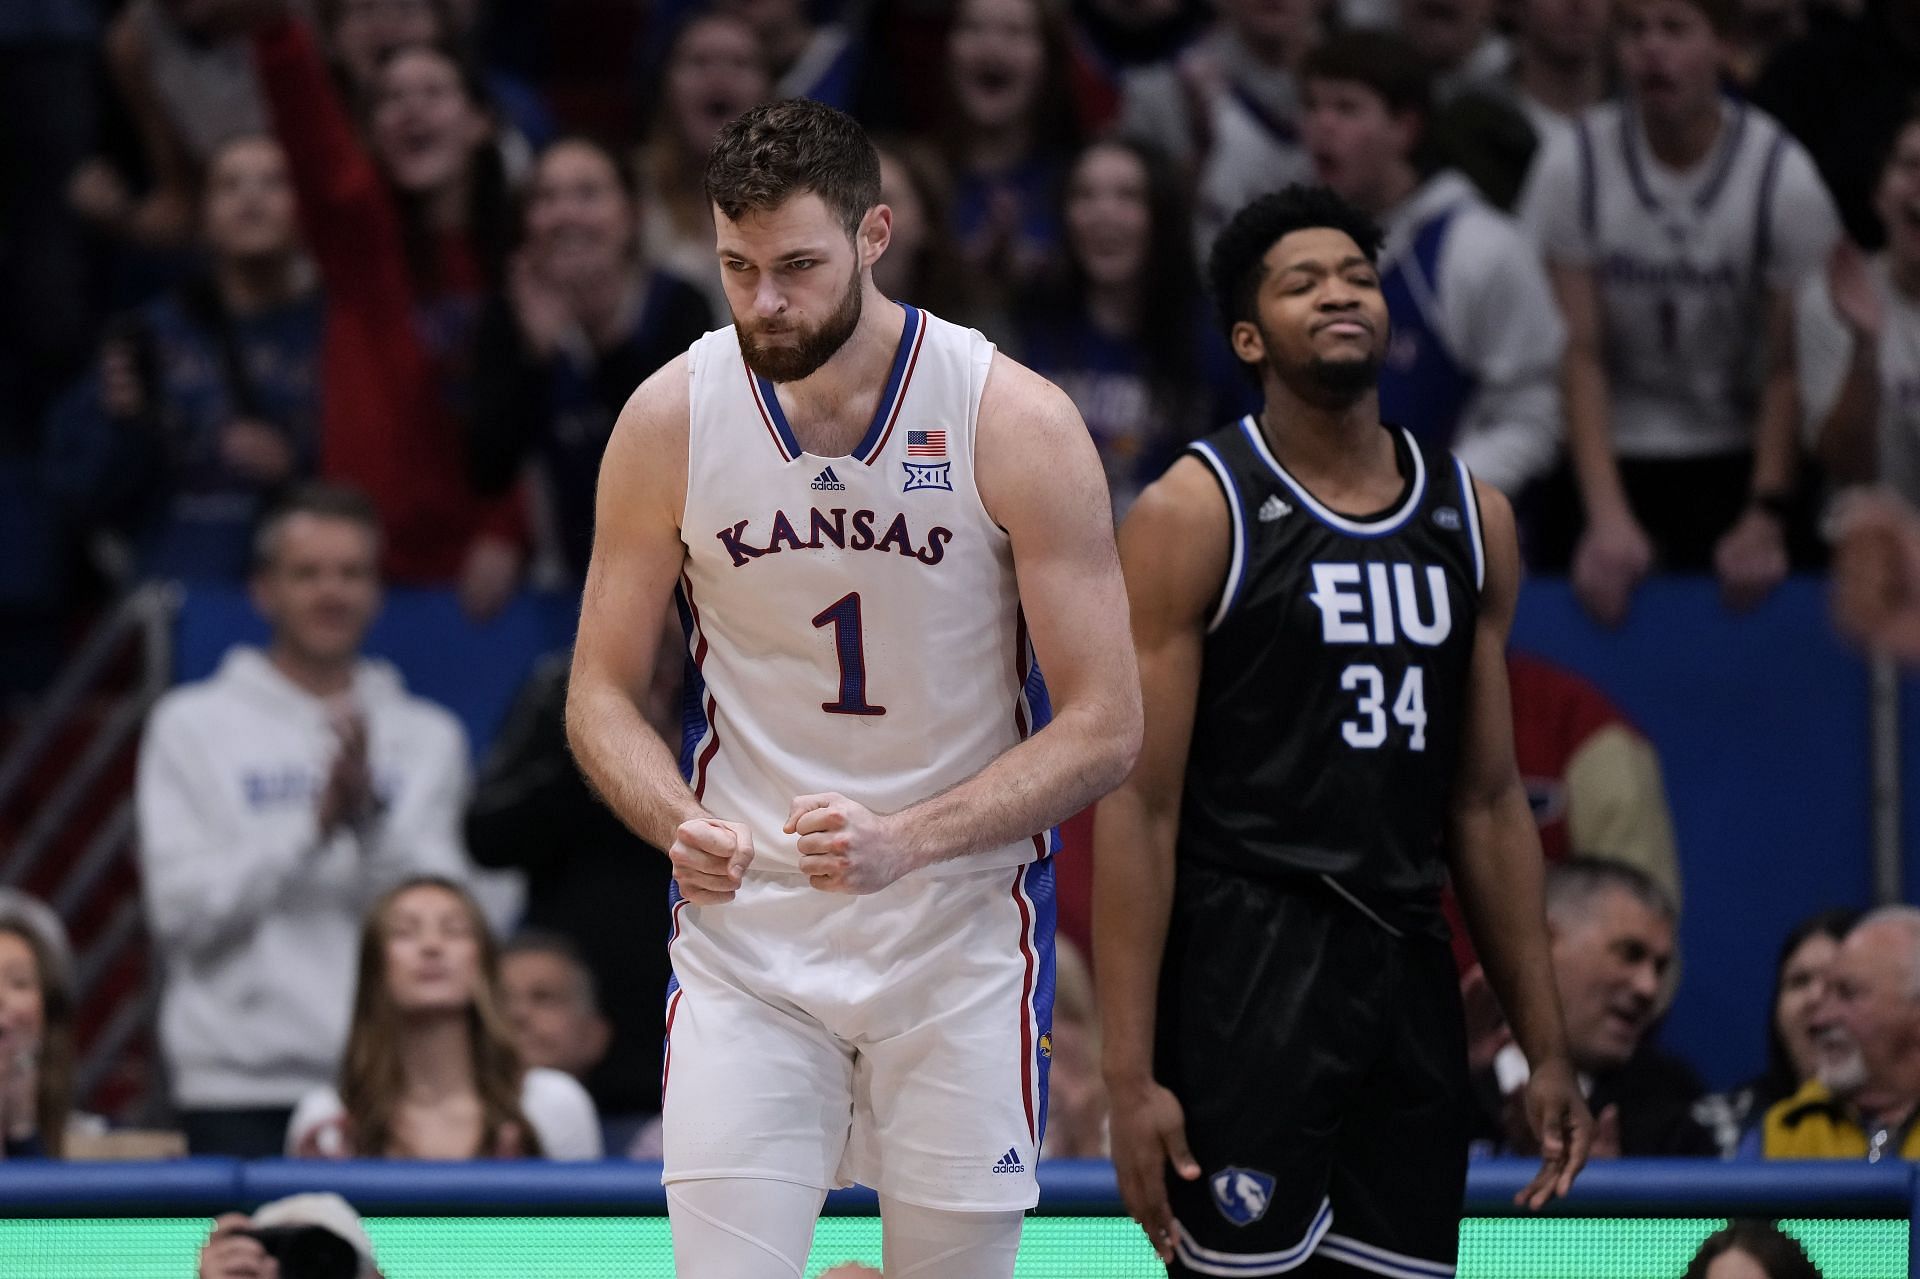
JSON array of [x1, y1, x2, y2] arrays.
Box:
[[1038, 1033, 1053, 1059], [1210, 1167, 1276, 1226]]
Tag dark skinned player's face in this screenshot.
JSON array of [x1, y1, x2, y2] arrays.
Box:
[[1229, 226, 1388, 408]]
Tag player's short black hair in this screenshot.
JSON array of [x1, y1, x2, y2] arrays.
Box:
[[1205, 185, 1384, 337], [706, 99, 882, 238]]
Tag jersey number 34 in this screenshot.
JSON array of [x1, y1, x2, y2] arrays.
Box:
[[1340, 664, 1426, 751]]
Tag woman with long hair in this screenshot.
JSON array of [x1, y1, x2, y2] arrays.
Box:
[[1013, 135, 1252, 516], [1697, 908, 1860, 1157], [45, 133, 322, 583], [940, 0, 1088, 299], [0, 891, 76, 1159], [870, 139, 989, 328], [636, 11, 773, 325], [248, 8, 528, 615], [470, 136, 709, 585], [288, 876, 600, 1159]]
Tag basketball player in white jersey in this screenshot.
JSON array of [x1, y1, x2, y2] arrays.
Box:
[[565, 99, 1142, 1278], [1518, 0, 1840, 625]]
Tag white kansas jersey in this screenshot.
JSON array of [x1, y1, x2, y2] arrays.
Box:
[[1520, 97, 1840, 459], [676, 302, 1053, 876]]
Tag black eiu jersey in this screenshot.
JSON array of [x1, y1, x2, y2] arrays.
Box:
[[1180, 414, 1485, 938]]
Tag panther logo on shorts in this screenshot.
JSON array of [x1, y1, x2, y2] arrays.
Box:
[[1210, 1167, 1276, 1227]]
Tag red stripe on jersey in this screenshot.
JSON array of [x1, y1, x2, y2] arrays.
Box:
[[681, 574, 721, 799], [1011, 869, 1038, 1145], [662, 899, 690, 1094], [694, 695, 720, 800], [863, 315, 927, 465], [661, 987, 684, 1095]]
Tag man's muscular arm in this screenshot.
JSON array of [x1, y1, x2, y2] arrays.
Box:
[[1092, 457, 1226, 1260], [1448, 479, 1594, 1207], [566, 356, 752, 903], [792, 359, 1143, 891]]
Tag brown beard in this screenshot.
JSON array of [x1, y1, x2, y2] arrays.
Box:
[[736, 266, 865, 383]]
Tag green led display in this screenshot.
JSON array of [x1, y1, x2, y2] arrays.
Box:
[[0, 1215, 1903, 1277]]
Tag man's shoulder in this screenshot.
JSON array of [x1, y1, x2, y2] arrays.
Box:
[[977, 349, 1078, 430], [361, 665, 468, 754], [146, 648, 270, 730], [524, 1066, 594, 1109]]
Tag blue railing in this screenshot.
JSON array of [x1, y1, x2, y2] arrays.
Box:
[[0, 1158, 1910, 1218]]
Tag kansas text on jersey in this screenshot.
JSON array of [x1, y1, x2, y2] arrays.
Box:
[[676, 303, 1055, 875]]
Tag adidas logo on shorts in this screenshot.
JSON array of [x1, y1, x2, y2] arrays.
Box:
[[991, 1148, 1025, 1174], [811, 466, 847, 491]]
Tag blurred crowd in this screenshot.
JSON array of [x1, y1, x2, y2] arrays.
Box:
[[0, 0, 1916, 1181]]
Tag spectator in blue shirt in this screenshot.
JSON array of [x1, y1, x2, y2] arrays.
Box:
[[468, 137, 710, 585], [1013, 135, 1252, 517], [44, 135, 321, 583]]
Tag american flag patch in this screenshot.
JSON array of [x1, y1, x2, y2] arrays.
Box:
[[907, 430, 947, 456]]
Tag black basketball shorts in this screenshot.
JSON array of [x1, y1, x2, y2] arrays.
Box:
[[1154, 861, 1470, 1277]]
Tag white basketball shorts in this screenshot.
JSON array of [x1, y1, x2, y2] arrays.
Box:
[[660, 856, 1057, 1212]]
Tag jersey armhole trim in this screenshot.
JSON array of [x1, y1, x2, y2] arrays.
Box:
[[1189, 441, 1248, 634], [1574, 120, 1598, 248], [1751, 128, 1791, 285], [1455, 456, 1486, 592]]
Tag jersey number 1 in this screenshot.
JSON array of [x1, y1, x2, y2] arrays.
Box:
[[812, 592, 886, 716]]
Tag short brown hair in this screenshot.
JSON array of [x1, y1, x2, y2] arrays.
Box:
[[253, 483, 382, 570], [1622, 0, 1739, 38], [705, 99, 881, 237], [1304, 30, 1434, 125]]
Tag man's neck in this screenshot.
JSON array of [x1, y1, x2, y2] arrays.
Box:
[[1256, 379, 1396, 495], [776, 287, 906, 450], [1355, 164, 1421, 222], [1642, 96, 1723, 171], [216, 255, 301, 316], [1890, 252, 1920, 302], [267, 644, 356, 699], [1227, 21, 1307, 69], [1516, 45, 1606, 117], [400, 1013, 478, 1101]]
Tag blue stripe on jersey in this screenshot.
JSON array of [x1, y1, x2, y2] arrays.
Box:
[[1024, 658, 1063, 856], [1022, 857, 1058, 1147], [1454, 456, 1486, 591], [674, 588, 708, 782], [1190, 440, 1249, 633], [753, 302, 921, 465]]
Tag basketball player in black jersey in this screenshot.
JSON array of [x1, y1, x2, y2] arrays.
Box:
[[1093, 186, 1594, 1277]]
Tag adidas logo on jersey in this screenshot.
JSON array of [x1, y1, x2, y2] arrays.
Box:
[[992, 1148, 1025, 1174], [1258, 495, 1292, 522], [811, 466, 847, 492]]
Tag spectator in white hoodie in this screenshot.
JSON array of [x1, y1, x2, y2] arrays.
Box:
[[136, 484, 473, 1156]]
